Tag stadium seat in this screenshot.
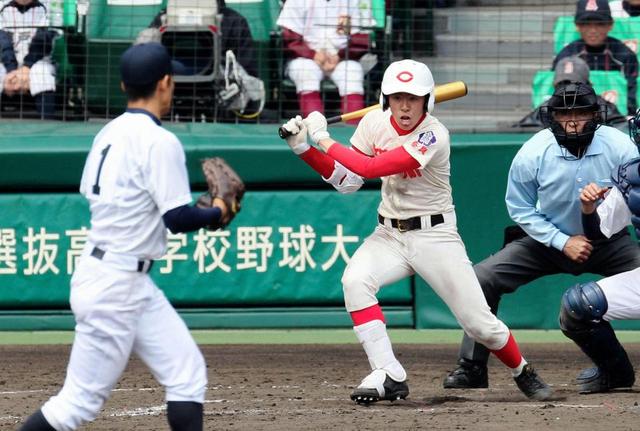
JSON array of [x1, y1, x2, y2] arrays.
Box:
[[86, 0, 166, 41], [531, 69, 628, 114], [82, 0, 167, 117], [225, 0, 281, 43]]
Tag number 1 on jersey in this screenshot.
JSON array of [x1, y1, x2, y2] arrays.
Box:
[[92, 144, 112, 195]]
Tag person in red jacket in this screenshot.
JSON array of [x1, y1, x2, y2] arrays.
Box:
[[276, 0, 372, 122]]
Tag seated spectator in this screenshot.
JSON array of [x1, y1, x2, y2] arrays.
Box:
[[0, 0, 56, 119], [610, 0, 640, 17], [215, 0, 257, 77], [516, 56, 625, 128], [276, 0, 372, 123], [552, 0, 638, 113]]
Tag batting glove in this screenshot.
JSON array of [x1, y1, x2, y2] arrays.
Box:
[[281, 115, 311, 155], [304, 111, 330, 144]]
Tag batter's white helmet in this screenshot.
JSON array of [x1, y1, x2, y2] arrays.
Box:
[[379, 59, 435, 113]]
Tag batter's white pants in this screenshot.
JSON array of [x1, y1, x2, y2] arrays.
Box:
[[0, 59, 56, 96], [342, 212, 510, 351], [597, 266, 640, 320], [40, 252, 207, 431], [285, 57, 364, 96]]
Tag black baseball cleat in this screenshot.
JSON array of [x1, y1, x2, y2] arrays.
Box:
[[514, 364, 553, 400], [443, 358, 489, 389], [576, 367, 635, 394], [350, 370, 409, 405]]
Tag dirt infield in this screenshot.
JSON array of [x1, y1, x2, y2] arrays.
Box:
[[2, 343, 640, 430]]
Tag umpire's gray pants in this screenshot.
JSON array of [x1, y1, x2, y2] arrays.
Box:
[[458, 230, 640, 364]]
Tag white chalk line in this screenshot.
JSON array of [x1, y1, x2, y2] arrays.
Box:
[[0, 382, 618, 423], [106, 401, 608, 419], [0, 385, 235, 396], [0, 400, 610, 423]]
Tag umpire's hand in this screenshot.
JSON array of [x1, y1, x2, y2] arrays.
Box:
[[563, 235, 593, 263], [580, 182, 608, 214]]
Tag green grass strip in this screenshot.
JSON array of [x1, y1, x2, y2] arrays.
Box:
[[2, 329, 640, 345]]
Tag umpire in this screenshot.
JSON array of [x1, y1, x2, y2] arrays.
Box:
[[443, 82, 640, 389]]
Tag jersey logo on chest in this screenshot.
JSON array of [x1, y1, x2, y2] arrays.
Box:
[[411, 131, 437, 155]]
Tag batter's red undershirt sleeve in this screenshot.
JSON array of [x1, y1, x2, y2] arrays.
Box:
[[327, 143, 420, 178], [282, 28, 316, 60], [299, 146, 336, 179]]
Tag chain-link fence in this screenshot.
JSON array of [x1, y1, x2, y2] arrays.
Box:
[[1, 0, 636, 131]]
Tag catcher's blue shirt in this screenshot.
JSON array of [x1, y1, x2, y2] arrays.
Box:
[[506, 125, 638, 251]]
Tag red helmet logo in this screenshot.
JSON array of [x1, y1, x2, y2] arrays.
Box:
[[396, 71, 414, 83]]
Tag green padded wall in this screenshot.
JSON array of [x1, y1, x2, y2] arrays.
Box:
[[0, 191, 410, 308], [3, 124, 640, 330]]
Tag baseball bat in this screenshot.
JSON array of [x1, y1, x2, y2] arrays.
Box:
[[278, 80, 468, 139]]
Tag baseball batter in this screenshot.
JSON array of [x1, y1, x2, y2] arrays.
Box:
[[559, 108, 640, 393], [18, 43, 232, 431], [281, 59, 553, 404]]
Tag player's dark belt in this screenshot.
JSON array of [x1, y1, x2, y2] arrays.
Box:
[[90, 246, 155, 273], [378, 213, 444, 232]]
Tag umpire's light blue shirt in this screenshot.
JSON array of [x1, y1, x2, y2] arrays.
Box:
[[506, 125, 639, 251]]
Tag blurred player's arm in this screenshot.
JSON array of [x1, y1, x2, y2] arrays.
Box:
[[580, 182, 608, 240], [163, 202, 227, 233]]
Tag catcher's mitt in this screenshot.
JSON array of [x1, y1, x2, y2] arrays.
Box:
[[197, 157, 245, 228]]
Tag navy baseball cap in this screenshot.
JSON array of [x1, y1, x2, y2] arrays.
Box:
[[120, 42, 173, 87], [575, 0, 613, 24]]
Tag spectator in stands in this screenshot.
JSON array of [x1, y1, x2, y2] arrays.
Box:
[[276, 0, 373, 122], [0, 0, 56, 119], [516, 56, 625, 128], [215, 0, 258, 77], [552, 0, 638, 113], [610, 0, 640, 17]]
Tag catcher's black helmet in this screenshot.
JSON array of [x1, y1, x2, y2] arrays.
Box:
[[540, 82, 604, 159], [628, 108, 640, 148]]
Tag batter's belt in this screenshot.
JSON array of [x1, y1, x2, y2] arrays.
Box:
[[378, 213, 445, 232]]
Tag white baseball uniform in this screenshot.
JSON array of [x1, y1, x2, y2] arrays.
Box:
[[0, 1, 56, 96], [276, 0, 373, 95], [341, 109, 510, 351], [39, 110, 207, 431], [591, 186, 640, 320]]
